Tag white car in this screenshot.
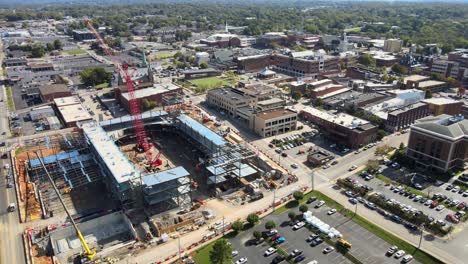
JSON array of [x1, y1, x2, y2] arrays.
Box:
[[402, 255, 413, 263], [291, 163, 298, 169], [348, 165, 357, 171], [315, 200, 325, 208], [327, 209, 337, 215], [293, 221, 305, 230], [235, 257, 248, 264], [436, 205, 445, 211], [264, 247, 277, 256], [394, 250, 406, 259], [232, 250, 239, 257], [424, 199, 433, 206]]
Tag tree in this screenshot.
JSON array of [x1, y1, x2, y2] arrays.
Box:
[[265, 220, 276, 230], [288, 211, 296, 221], [399, 142, 405, 150], [293, 191, 304, 202], [53, 39, 63, 50], [199, 62, 208, 69], [375, 144, 392, 156], [366, 160, 380, 173], [79, 67, 112, 86], [31, 43, 45, 58], [376, 129, 386, 140], [391, 64, 408, 75], [291, 91, 302, 102], [46, 42, 55, 52], [299, 204, 308, 213], [425, 89, 432, 99], [358, 54, 375, 67], [253, 230, 262, 240], [231, 220, 244, 233], [209, 239, 233, 264], [246, 213, 259, 226]]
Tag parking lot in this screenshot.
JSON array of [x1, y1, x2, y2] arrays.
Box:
[[228, 200, 418, 264]]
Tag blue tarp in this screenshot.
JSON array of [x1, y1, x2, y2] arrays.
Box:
[[29, 151, 80, 168]]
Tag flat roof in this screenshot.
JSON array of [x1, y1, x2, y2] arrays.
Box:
[[39, 84, 70, 96], [418, 80, 446, 88], [121, 83, 180, 101], [403, 75, 430, 84], [257, 98, 284, 106], [317, 88, 351, 99], [177, 114, 227, 147], [58, 104, 92, 124], [54, 96, 81, 107], [302, 106, 370, 129], [81, 122, 139, 184], [422, 98, 462, 105], [142, 166, 189, 187], [256, 108, 296, 120]]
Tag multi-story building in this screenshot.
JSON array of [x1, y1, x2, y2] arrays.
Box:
[[385, 103, 430, 132], [72, 29, 95, 41], [236, 51, 339, 77], [300, 106, 378, 148], [406, 115, 468, 172], [383, 39, 402, 53], [431, 59, 459, 79], [200, 33, 241, 48], [422, 98, 463, 116], [308, 79, 347, 99], [252, 109, 297, 137], [206, 88, 254, 117]]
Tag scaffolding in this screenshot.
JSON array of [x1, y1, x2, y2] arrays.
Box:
[[161, 89, 184, 106]]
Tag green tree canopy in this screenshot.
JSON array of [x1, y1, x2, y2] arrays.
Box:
[[299, 204, 308, 213], [79, 67, 112, 86], [53, 39, 63, 50], [288, 211, 296, 221], [358, 54, 375, 67], [265, 220, 276, 230], [209, 239, 233, 264], [293, 191, 304, 202], [231, 220, 244, 233], [31, 43, 45, 58], [247, 213, 259, 226], [291, 91, 302, 102], [253, 230, 262, 240]]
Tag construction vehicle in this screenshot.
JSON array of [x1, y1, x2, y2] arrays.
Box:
[[85, 19, 162, 167], [35, 152, 96, 260]]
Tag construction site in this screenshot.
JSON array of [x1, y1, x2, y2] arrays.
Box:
[[10, 20, 293, 264]]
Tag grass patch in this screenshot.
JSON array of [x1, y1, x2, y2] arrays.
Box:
[[190, 77, 230, 89], [15, 147, 25, 155], [5, 86, 15, 111], [192, 240, 216, 264], [95, 82, 109, 89], [64, 49, 86, 55], [153, 51, 175, 60], [345, 27, 362, 33]]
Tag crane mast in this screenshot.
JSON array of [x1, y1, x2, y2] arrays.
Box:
[[85, 20, 162, 167]]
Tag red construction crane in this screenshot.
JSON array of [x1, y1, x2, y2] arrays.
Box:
[[85, 20, 162, 167]]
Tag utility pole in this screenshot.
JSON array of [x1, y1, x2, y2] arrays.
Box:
[[178, 236, 181, 260], [222, 215, 225, 236], [417, 225, 424, 249], [311, 171, 315, 191], [272, 188, 277, 210]]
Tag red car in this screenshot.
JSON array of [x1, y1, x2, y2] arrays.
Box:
[[430, 201, 439, 208], [446, 214, 460, 223], [271, 234, 281, 241], [457, 202, 466, 210]]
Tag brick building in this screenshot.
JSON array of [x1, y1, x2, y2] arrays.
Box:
[[116, 83, 182, 111], [406, 115, 468, 172], [422, 98, 463, 116], [39, 84, 72, 102], [200, 34, 241, 48], [300, 106, 377, 148]]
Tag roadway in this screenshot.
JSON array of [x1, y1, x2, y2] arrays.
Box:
[[0, 38, 26, 264]]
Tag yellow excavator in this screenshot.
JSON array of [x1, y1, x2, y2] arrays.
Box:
[[35, 152, 96, 260]]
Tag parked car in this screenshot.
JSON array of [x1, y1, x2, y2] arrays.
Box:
[[272, 255, 285, 264], [315, 200, 325, 208], [323, 246, 335, 254], [348, 198, 358, 204], [436, 205, 445, 211], [235, 257, 248, 264], [264, 247, 277, 256], [310, 237, 323, 246], [306, 234, 318, 242], [386, 246, 398, 256], [289, 249, 303, 258], [293, 221, 305, 230], [327, 209, 337, 215], [402, 255, 413, 263], [275, 237, 286, 244], [294, 255, 305, 263], [306, 196, 317, 204], [394, 250, 406, 259], [348, 165, 357, 171]]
